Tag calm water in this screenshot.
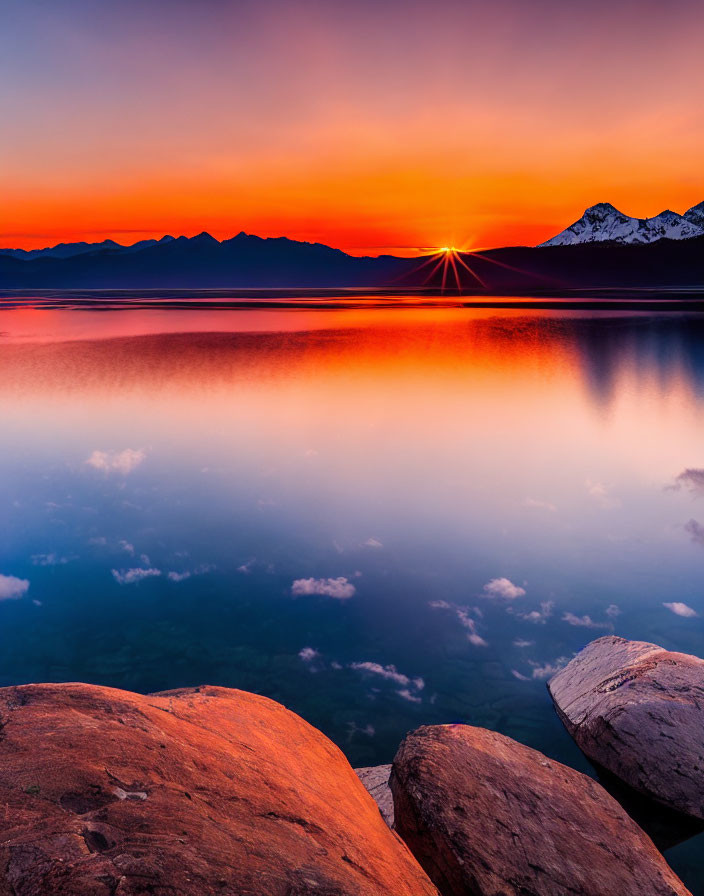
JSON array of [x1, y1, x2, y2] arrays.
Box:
[[1, 301, 703, 888]]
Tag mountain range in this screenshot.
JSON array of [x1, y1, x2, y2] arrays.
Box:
[[0, 234, 176, 261], [1, 203, 703, 292], [541, 201, 704, 246], [0, 232, 409, 289]]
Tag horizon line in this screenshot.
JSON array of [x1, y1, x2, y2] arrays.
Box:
[[0, 230, 519, 259]]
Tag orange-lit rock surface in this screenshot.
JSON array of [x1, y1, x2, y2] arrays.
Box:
[[0, 683, 438, 896], [391, 724, 690, 896]]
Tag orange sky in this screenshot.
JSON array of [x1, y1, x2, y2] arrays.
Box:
[[2, 0, 703, 255]]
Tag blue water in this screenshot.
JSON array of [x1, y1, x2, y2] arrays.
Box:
[[1, 301, 703, 888]]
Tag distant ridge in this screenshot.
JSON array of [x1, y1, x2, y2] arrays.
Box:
[[0, 231, 408, 289], [0, 234, 175, 260], [1, 219, 703, 292], [540, 201, 704, 247]]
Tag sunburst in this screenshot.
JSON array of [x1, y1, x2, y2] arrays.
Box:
[[405, 243, 542, 293], [416, 246, 484, 291]]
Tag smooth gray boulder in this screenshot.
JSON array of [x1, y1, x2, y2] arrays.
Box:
[[548, 636, 704, 820], [355, 765, 394, 828]]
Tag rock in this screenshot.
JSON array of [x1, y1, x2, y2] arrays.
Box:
[[591, 765, 704, 852], [0, 683, 438, 896], [391, 724, 690, 896], [355, 765, 394, 828], [548, 636, 704, 820]]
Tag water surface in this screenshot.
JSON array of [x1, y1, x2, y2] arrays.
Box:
[[1, 301, 703, 888]]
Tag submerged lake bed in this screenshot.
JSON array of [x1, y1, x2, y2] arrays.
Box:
[[1, 297, 703, 888]]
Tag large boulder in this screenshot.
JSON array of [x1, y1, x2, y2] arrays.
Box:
[[355, 765, 394, 828], [0, 683, 438, 896], [548, 636, 704, 820], [391, 724, 690, 896]]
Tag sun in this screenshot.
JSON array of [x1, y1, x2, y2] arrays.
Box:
[[408, 243, 490, 291], [410, 240, 533, 291]]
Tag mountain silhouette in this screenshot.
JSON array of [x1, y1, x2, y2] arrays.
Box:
[[1, 230, 703, 292], [0, 234, 175, 261]]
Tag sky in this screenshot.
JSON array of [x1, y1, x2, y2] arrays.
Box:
[[2, 0, 703, 254]]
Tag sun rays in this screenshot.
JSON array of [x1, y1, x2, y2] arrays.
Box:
[[409, 246, 487, 291], [403, 244, 543, 292]]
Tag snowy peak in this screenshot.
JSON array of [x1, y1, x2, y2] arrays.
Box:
[[540, 204, 642, 247], [540, 202, 704, 247], [584, 202, 625, 218], [645, 209, 704, 241], [684, 201, 704, 229]]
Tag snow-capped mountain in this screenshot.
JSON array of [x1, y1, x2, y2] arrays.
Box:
[[684, 200, 704, 229], [540, 202, 704, 247]]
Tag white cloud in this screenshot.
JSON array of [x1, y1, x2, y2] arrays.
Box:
[[467, 631, 488, 648], [483, 577, 526, 600], [119, 540, 135, 555], [586, 480, 621, 509], [529, 657, 570, 680], [347, 721, 376, 737], [397, 688, 422, 703], [112, 568, 161, 585], [363, 537, 383, 549], [167, 564, 213, 583], [0, 574, 30, 601], [86, 449, 146, 475], [350, 662, 411, 686], [663, 601, 698, 618], [456, 609, 488, 647], [429, 600, 488, 646], [513, 638, 534, 648], [292, 576, 356, 599], [349, 661, 425, 703], [519, 600, 554, 624], [299, 647, 319, 663], [562, 612, 611, 630], [237, 559, 254, 574], [524, 498, 557, 512], [31, 553, 71, 567], [605, 604, 621, 618], [513, 661, 568, 682]]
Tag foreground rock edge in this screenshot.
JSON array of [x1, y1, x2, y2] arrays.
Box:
[[390, 723, 691, 896], [0, 682, 438, 896], [548, 635, 704, 821]]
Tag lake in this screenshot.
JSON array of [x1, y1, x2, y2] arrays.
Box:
[[1, 298, 703, 889]]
